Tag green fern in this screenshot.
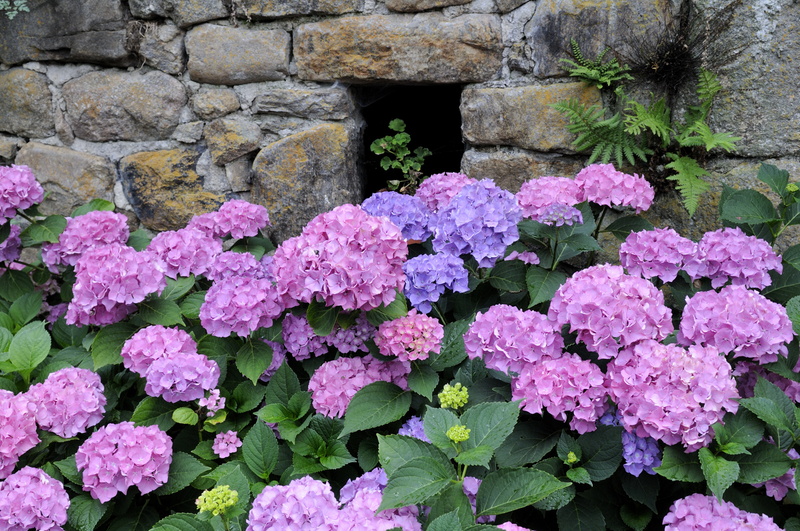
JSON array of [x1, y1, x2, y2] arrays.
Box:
[[676, 121, 740, 152], [560, 39, 632, 89], [624, 97, 673, 147], [665, 154, 711, 216]]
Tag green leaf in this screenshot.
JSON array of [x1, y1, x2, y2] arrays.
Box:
[[665, 154, 711, 217], [455, 445, 495, 467], [620, 503, 652, 531], [20, 215, 67, 245], [763, 264, 800, 304], [366, 290, 408, 326], [378, 434, 454, 477], [427, 319, 470, 371], [495, 421, 560, 468], [264, 362, 300, 409], [159, 276, 196, 301], [154, 452, 210, 496], [424, 407, 462, 452], [621, 473, 660, 513], [306, 300, 339, 336], [136, 298, 184, 326], [577, 425, 622, 481], [721, 189, 780, 226], [231, 381, 268, 413], [55, 455, 83, 485], [71, 199, 115, 217], [0, 269, 34, 302], [566, 466, 592, 485], [242, 421, 279, 480], [460, 401, 520, 455], [557, 494, 605, 531], [426, 482, 475, 529], [427, 511, 465, 531], [91, 322, 138, 370], [714, 409, 764, 452], [51, 317, 88, 348], [698, 448, 739, 500], [603, 215, 655, 241], [740, 377, 799, 434], [67, 494, 109, 531], [408, 362, 438, 400], [655, 446, 703, 482], [784, 202, 800, 228], [378, 456, 457, 511], [488, 260, 527, 292], [787, 296, 800, 335], [476, 467, 570, 516], [9, 291, 41, 327], [236, 338, 272, 385], [8, 320, 50, 373], [733, 440, 792, 484], [341, 381, 411, 436], [172, 407, 199, 425], [526, 266, 567, 307], [131, 396, 176, 432], [180, 291, 206, 319], [126, 228, 152, 251], [150, 514, 214, 531], [757, 163, 790, 197]]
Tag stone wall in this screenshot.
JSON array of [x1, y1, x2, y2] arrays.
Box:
[[0, 0, 798, 242]]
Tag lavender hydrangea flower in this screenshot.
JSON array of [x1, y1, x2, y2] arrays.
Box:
[[76, 421, 172, 503], [621, 431, 662, 476], [463, 477, 496, 524], [247, 475, 340, 530], [339, 468, 388, 505], [0, 390, 39, 479], [147, 227, 223, 279], [734, 360, 800, 403], [516, 176, 582, 221], [679, 284, 795, 364], [325, 313, 375, 354], [403, 252, 469, 314], [398, 415, 431, 442], [259, 340, 286, 382], [281, 313, 328, 361], [0, 466, 69, 530], [574, 163, 654, 213], [206, 250, 266, 282], [41, 210, 129, 272], [430, 179, 522, 268], [144, 352, 220, 403], [683, 226, 782, 289], [361, 191, 432, 241], [663, 493, 783, 530], [198, 389, 226, 417], [538, 203, 584, 227], [0, 165, 44, 224], [619, 227, 697, 283], [338, 468, 422, 531], [505, 250, 540, 265], [200, 275, 286, 337], [415, 172, 477, 213], [375, 309, 444, 362], [26, 367, 106, 438], [121, 325, 198, 376], [0, 224, 21, 263], [212, 430, 242, 458]]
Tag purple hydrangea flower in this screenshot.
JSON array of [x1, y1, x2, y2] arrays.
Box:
[[403, 252, 469, 314], [734, 360, 800, 403], [121, 325, 198, 376], [247, 476, 340, 530], [430, 179, 522, 268], [462, 476, 496, 524], [516, 176, 582, 221], [198, 389, 226, 417], [147, 227, 223, 279], [574, 163, 654, 213], [361, 191, 432, 241], [0, 224, 21, 263], [621, 430, 662, 476], [683, 226, 782, 289], [0, 165, 44, 224], [753, 447, 799, 501], [497, 523, 535, 531], [259, 340, 286, 382], [538, 203, 584, 226], [75, 421, 172, 503], [281, 312, 328, 361], [0, 390, 39, 479], [504, 250, 540, 265], [26, 367, 106, 438], [205, 250, 266, 282], [144, 352, 220, 403], [398, 415, 431, 443], [679, 284, 795, 364], [325, 313, 375, 354], [548, 264, 673, 359], [663, 493, 783, 530], [212, 430, 242, 458], [415, 172, 477, 213], [375, 309, 444, 362], [41, 210, 129, 272], [0, 466, 69, 530], [339, 468, 388, 505], [338, 468, 422, 531], [200, 275, 286, 337], [619, 227, 698, 283], [272, 204, 407, 312]]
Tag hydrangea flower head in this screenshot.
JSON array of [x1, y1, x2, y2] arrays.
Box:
[[339, 468, 388, 505], [621, 430, 662, 476], [517, 176, 582, 221], [213, 199, 270, 239], [198, 389, 225, 417], [438, 383, 469, 409], [206, 250, 266, 282], [200, 275, 285, 337], [196, 484, 239, 516], [683, 226, 782, 289], [574, 163, 654, 212], [361, 191, 432, 241], [0, 224, 21, 263], [281, 312, 328, 361], [212, 430, 243, 458], [548, 264, 673, 359], [0, 390, 39, 479], [0, 165, 44, 224], [144, 352, 220, 403], [325, 313, 375, 354], [375, 309, 444, 362], [247, 475, 340, 530], [398, 415, 430, 442], [41, 210, 129, 271], [430, 179, 522, 268], [27, 367, 106, 438], [415, 172, 477, 212], [338, 468, 422, 531], [271, 204, 407, 311], [121, 325, 198, 376], [538, 203, 584, 226], [147, 227, 222, 279], [446, 424, 471, 443], [619, 227, 698, 282], [497, 523, 534, 531], [403, 252, 469, 313], [663, 493, 782, 530], [75, 421, 172, 503], [0, 466, 69, 531]]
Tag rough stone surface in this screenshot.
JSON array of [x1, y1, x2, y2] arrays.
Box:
[[251, 87, 354, 120], [15, 143, 116, 216], [172, 121, 205, 143], [295, 14, 503, 83], [186, 24, 291, 85], [496, 0, 529, 12], [225, 156, 252, 192], [251, 123, 362, 241], [119, 148, 225, 231], [129, 21, 186, 75], [62, 70, 187, 142], [461, 149, 585, 192], [204, 118, 263, 165], [461, 83, 602, 152], [386, 0, 471, 12], [234, 0, 360, 19], [192, 89, 241, 120], [0, 69, 55, 138], [0, 135, 24, 161], [129, 0, 228, 28]]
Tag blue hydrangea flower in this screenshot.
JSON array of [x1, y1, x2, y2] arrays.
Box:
[[403, 253, 469, 313], [622, 431, 662, 476], [361, 191, 432, 241], [538, 202, 583, 226]]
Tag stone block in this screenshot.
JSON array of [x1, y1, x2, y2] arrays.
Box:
[[461, 82, 601, 152], [295, 14, 502, 83], [251, 123, 362, 241], [0, 69, 54, 138], [461, 149, 585, 192], [192, 89, 241, 120], [186, 24, 291, 85], [225, 156, 252, 193], [129, 21, 186, 75], [386, 0, 470, 12], [172, 122, 205, 144], [15, 143, 116, 216], [204, 118, 263, 165], [234, 0, 359, 19], [251, 87, 354, 120], [62, 70, 187, 142], [129, 0, 228, 28], [119, 148, 224, 231], [0, 135, 23, 161], [496, 0, 528, 12]]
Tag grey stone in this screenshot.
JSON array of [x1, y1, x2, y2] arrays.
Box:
[[62, 70, 187, 142], [186, 24, 291, 85], [234, 0, 360, 19], [0, 135, 23, 161], [251, 87, 354, 120], [386, 0, 471, 12], [496, 0, 529, 13], [196, 150, 231, 194], [204, 117, 263, 165], [225, 156, 252, 192], [172, 121, 205, 143], [461, 149, 585, 192], [0, 69, 54, 138], [128, 21, 186, 75], [192, 89, 241, 120], [294, 14, 503, 83], [128, 0, 228, 28]]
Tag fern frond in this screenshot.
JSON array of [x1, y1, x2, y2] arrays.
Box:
[[696, 69, 722, 104], [676, 121, 740, 152], [561, 39, 632, 89], [665, 154, 711, 216], [624, 97, 672, 147]]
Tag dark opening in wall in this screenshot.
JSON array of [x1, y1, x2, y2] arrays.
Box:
[[354, 84, 464, 197]]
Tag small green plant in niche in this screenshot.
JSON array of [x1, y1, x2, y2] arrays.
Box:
[[370, 119, 432, 194]]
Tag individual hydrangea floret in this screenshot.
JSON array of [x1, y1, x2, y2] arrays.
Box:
[[398, 416, 431, 443], [574, 163, 654, 213], [516, 176, 582, 221], [548, 264, 673, 359], [606, 340, 739, 451], [505, 250, 540, 265], [212, 430, 242, 458], [281, 312, 328, 361], [75, 422, 172, 503], [0, 466, 69, 531], [403, 252, 469, 314], [430, 179, 522, 268], [415, 172, 477, 213], [619, 227, 698, 283], [196, 484, 239, 517], [205, 250, 266, 282], [325, 313, 375, 354], [26, 367, 106, 438], [198, 389, 225, 417], [247, 476, 340, 530], [375, 309, 444, 362], [361, 191, 433, 241], [271, 204, 407, 312], [144, 352, 220, 403], [338, 468, 422, 531], [678, 284, 795, 364], [663, 493, 783, 530], [147, 227, 223, 279], [683, 226, 782, 289], [0, 390, 39, 479], [0, 224, 22, 263], [0, 165, 44, 224], [213, 199, 270, 239], [200, 275, 285, 337], [538, 203, 584, 227], [465, 304, 564, 375], [121, 325, 198, 376], [41, 210, 129, 272], [438, 383, 469, 409], [308, 355, 410, 418], [511, 353, 607, 434]]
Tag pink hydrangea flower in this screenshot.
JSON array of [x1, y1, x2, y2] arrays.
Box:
[[361, 191, 432, 241], [606, 340, 739, 451], [41, 210, 129, 272], [663, 493, 782, 530], [205, 250, 266, 282], [548, 264, 673, 359], [375, 309, 444, 362], [144, 352, 220, 403], [75, 422, 172, 503], [465, 304, 564, 375], [308, 355, 410, 418], [0, 224, 21, 263], [683, 226, 782, 289], [338, 468, 422, 531], [198, 389, 226, 417], [147, 227, 222, 279], [679, 284, 795, 364], [259, 340, 286, 382], [121, 325, 198, 376], [200, 275, 286, 337], [517, 176, 582, 221], [0, 466, 69, 530], [26, 367, 106, 438], [0, 390, 39, 479], [574, 163, 654, 213], [281, 312, 328, 361], [212, 430, 242, 458], [463, 476, 496, 524], [0, 165, 44, 224], [415, 172, 477, 213], [512, 353, 608, 434], [505, 250, 540, 265], [247, 476, 340, 530], [497, 523, 535, 531], [272, 204, 407, 312], [619, 227, 698, 282], [214, 199, 270, 239]]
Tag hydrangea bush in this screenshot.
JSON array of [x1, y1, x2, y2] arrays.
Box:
[[0, 161, 799, 530]]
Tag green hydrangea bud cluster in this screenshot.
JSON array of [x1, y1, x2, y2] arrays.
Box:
[[446, 424, 471, 443], [196, 485, 239, 516], [438, 383, 468, 409], [787, 183, 799, 192], [566, 451, 579, 465]]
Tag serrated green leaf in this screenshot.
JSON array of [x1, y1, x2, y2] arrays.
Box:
[[231, 381, 267, 413], [67, 494, 109, 531], [51, 317, 88, 348], [21, 215, 67, 245], [0, 269, 34, 302], [55, 455, 82, 485], [341, 381, 411, 436], [427, 319, 470, 371], [130, 396, 176, 431], [366, 290, 408, 326], [566, 466, 592, 485], [527, 266, 567, 307], [577, 425, 622, 481], [604, 216, 655, 241], [476, 467, 570, 516], [264, 362, 300, 406], [150, 513, 214, 531], [424, 407, 462, 452], [9, 291, 41, 327], [740, 378, 798, 434], [172, 407, 199, 425], [787, 296, 800, 335], [91, 322, 138, 370], [699, 448, 739, 500], [757, 163, 790, 197], [488, 260, 527, 292], [306, 300, 338, 336], [763, 264, 800, 304], [378, 434, 453, 477], [714, 409, 764, 451], [427, 511, 464, 531], [733, 440, 792, 484], [378, 456, 457, 511], [621, 473, 660, 513], [159, 275, 196, 301], [154, 452, 210, 496], [242, 421, 278, 480], [495, 421, 560, 468], [655, 446, 703, 482], [8, 320, 50, 373], [460, 401, 519, 455], [180, 291, 206, 319], [236, 338, 272, 385], [136, 298, 184, 326], [721, 189, 780, 226], [454, 445, 495, 467], [557, 494, 605, 531], [71, 199, 115, 217], [408, 362, 438, 400]]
